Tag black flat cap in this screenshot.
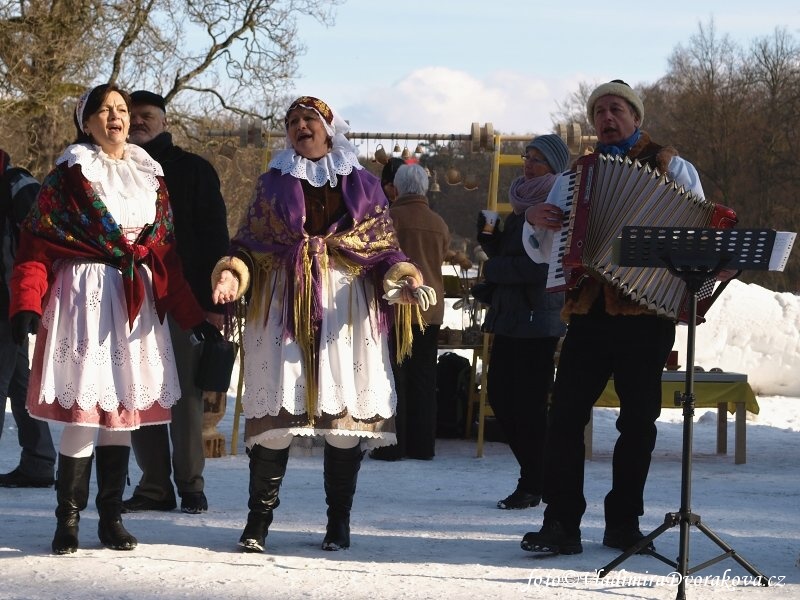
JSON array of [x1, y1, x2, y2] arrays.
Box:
[[130, 90, 166, 113]]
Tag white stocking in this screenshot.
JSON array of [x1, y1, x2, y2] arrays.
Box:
[[324, 433, 360, 449], [59, 426, 96, 458], [60, 426, 132, 457]]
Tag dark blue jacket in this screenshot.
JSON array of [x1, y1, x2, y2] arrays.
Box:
[[478, 211, 565, 339]]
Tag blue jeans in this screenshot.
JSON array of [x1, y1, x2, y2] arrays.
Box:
[[0, 321, 56, 478]]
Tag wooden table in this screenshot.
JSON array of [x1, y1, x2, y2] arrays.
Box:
[[592, 371, 759, 464]]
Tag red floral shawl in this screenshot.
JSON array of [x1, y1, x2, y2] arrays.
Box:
[[11, 159, 202, 328]]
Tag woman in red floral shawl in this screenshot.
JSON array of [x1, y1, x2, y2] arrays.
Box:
[[212, 96, 436, 553], [9, 83, 221, 555]]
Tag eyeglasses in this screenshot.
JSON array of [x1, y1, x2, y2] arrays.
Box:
[[521, 155, 549, 165]]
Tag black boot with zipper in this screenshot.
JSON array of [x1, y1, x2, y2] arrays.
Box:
[[239, 445, 290, 553], [95, 446, 138, 551], [322, 442, 364, 551], [52, 454, 94, 555]]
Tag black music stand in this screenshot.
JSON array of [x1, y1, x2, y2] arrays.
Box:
[[597, 227, 785, 600]]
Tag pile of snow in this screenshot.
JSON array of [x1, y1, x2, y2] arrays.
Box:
[[676, 280, 800, 396]]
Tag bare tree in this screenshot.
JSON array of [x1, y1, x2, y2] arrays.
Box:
[[0, 0, 342, 173], [551, 80, 595, 134], [648, 19, 752, 204]]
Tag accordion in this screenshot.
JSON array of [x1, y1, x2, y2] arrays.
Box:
[[546, 153, 738, 321]]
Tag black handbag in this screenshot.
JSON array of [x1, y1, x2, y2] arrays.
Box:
[[195, 339, 238, 392], [469, 281, 496, 305]]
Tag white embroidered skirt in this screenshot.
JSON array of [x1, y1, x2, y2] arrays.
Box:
[[241, 265, 397, 448], [27, 260, 180, 430]]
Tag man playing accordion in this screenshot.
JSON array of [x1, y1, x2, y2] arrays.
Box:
[[519, 80, 736, 555]]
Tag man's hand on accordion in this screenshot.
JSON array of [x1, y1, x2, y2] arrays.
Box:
[[525, 204, 564, 231], [717, 268, 740, 282]]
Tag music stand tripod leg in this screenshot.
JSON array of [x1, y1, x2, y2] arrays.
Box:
[[597, 515, 678, 577], [692, 518, 771, 583]]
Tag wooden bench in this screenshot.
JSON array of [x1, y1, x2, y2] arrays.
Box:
[[589, 371, 759, 464]]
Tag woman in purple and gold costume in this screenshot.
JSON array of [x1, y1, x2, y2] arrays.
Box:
[[212, 96, 435, 553]]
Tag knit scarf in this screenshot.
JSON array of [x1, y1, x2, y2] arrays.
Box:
[[508, 173, 558, 215], [19, 160, 176, 327]]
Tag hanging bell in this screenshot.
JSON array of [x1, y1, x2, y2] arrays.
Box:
[[393, 142, 401, 153], [429, 170, 441, 193], [445, 168, 462, 185], [414, 143, 424, 154], [374, 144, 389, 165], [401, 146, 411, 159]]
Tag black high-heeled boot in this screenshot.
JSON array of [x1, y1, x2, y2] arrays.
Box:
[[322, 442, 364, 551], [95, 446, 137, 551], [239, 445, 290, 553], [52, 454, 93, 555]]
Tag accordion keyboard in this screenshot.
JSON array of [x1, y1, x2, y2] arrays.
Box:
[[546, 170, 579, 290]]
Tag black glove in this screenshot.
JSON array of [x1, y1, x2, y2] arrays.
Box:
[[191, 320, 223, 344], [11, 311, 40, 345]]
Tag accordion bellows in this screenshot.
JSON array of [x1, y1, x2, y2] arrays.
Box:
[[547, 154, 736, 321]]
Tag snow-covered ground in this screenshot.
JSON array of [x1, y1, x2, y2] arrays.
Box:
[[1, 279, 798, 599]]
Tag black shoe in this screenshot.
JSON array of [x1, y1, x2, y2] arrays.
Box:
[[181, 492, 208, 514], [0, 467, 54, 488], [521, 520, 583, 555], [603, 524, 655, 553], [497, 489, 541, 510], [121, 494, 177, 513]]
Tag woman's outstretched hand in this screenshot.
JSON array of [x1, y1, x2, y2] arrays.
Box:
[[383, 276, 437, 310], [212, 269, 239, 305]]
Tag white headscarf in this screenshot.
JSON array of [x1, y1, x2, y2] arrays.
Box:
[[75, 87, 94, 134]]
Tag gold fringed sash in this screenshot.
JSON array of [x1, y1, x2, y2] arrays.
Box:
[[292, 238, 330, 426], [244, 243, 421, 424], [393, 304, 424, 364]]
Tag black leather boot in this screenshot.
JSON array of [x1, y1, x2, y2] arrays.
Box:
[[238, 445, 290, 553], [52, 454, 93, 555], [322, 442, 363, 551], [95, 446, 137, 551]]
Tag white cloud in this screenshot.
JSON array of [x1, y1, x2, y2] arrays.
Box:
[[338, 67, 582, 139]]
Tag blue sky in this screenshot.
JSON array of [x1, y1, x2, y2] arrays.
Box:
[[290, 0, 800, 140]]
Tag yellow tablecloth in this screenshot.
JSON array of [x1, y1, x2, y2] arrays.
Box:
[[597, 372, 759, 415]]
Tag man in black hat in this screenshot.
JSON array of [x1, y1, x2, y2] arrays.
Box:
[[122, 91, 229, 514]]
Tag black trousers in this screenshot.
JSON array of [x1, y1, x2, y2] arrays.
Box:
[[383, 324, 439, 460], [0, 322, 56, 478], [486, 334, 559, 494], [130, 316, 205, 501], [542, 313, 675, 531]]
